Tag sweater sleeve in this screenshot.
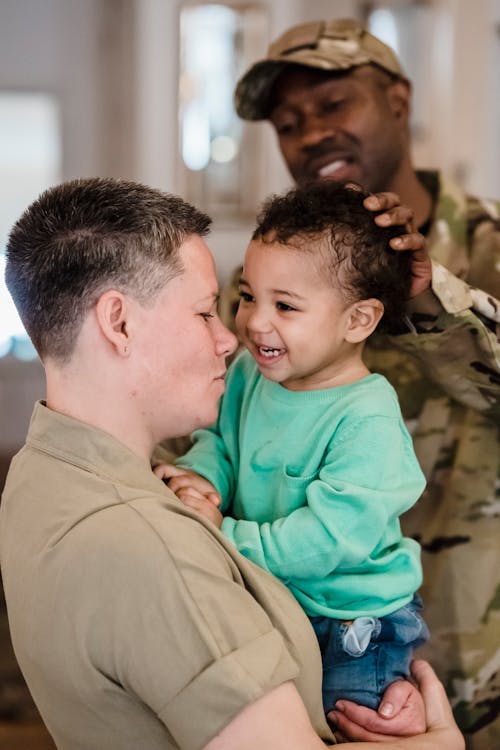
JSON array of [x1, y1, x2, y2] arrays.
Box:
[[221, 415, 426, 581], [175, 423, 235, 509], [175, 354, 252, 508]]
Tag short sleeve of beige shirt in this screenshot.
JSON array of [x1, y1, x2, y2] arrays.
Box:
[[1, 403, 331, 749], [66, 496, 308, 750]]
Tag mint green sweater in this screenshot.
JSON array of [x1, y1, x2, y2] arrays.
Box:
[[177, 351, 426, 619]]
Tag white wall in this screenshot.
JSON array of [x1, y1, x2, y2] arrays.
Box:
[[410, 0, 500, 198], [0, 0, 130, 179]]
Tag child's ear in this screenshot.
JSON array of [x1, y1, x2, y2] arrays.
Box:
[[344, 299, 384, 343]]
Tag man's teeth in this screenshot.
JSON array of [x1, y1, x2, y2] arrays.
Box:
[[319, 159, 347, 177], [259, 346, 282, 358]]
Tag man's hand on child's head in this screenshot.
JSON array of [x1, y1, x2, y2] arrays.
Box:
[[362, 190, 432, 299]]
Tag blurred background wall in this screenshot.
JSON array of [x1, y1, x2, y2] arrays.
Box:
[[0, 0, 499, 742]]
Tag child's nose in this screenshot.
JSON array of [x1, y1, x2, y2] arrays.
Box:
[[247, 307, 272, 333]]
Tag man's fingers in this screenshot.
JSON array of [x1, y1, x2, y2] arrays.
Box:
[[363, 191, 406, 211], [374, 206, 415, 232], [363, 192, 416, 233], [388, 231, 425, 252]]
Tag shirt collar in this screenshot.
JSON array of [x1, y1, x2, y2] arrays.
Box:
[[25, 401, 163, 496]]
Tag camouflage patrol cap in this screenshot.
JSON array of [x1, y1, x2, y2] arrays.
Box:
[[235, 18, 406, 121]]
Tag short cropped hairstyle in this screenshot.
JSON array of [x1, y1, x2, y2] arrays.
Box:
[[6, 177, 211, 362], [252, 183, 412, 333]]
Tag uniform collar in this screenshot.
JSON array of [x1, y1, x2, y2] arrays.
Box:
[[25, 401, 162, 495]]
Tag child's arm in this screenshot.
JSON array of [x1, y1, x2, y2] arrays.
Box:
[[220, 415, 425, 585], [154, 463, 223, 518], [154, 463, 221, 502]]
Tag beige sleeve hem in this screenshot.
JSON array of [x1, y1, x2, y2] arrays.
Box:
[[158, 629, 299, 750]]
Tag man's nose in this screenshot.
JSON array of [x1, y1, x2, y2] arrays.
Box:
[[300, 114, 335, 148]]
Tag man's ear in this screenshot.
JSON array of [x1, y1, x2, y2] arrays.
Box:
[[344, 299, 384, 344], [95, 290, 131, 357], [386, 79, 411, 124]]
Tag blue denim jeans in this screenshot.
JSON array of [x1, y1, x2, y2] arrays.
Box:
[[309, 594, 429, 711]]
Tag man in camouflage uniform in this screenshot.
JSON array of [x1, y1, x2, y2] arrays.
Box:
[[230, 18, 500, 749]]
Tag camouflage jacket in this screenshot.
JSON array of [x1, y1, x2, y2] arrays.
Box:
[[220, 171, 500, 747], [368, 173, 500, 750]]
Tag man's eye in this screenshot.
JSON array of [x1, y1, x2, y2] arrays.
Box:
[[272, 116, 298, 136], [200, 312, 214, 322], [323, 99, 345, 113], [276, 122, 297, 136]]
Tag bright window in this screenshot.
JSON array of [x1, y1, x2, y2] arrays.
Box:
[[179, 2, 267, 220], [0, 92, 62, 359]]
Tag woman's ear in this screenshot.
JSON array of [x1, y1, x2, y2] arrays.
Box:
[[344, 299, 384, 344], [94, 290, 131, 357]]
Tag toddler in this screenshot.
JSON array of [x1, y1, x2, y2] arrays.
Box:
[[157, 183, 429, 712]]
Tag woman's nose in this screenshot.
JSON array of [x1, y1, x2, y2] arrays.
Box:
[[215, 318, 238, 357]]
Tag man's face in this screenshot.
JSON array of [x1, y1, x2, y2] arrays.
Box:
[[132, 236, 238, 443], [268, 65, 410, 194]]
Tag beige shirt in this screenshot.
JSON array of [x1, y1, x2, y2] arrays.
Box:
[[0, 402, 333, 750]]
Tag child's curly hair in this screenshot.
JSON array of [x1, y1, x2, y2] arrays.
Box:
[[252, 182, 413, 333]]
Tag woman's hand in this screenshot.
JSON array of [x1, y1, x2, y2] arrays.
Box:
[[328, 676, 425, 742], [328, 660, 464, 749]]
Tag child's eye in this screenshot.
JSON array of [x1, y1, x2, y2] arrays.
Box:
[[199, 312, 215, 322], [276, 302, 296, 312], [238, 291, 254, 303]]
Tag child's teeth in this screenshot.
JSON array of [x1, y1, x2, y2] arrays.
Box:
[[260, 347, 281, 358]]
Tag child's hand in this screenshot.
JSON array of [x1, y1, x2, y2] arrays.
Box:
[[327, 675, 426, 741], [154, 463, 221, 504], [154, 464, 222, 522], [177, 493, 224, 528]]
